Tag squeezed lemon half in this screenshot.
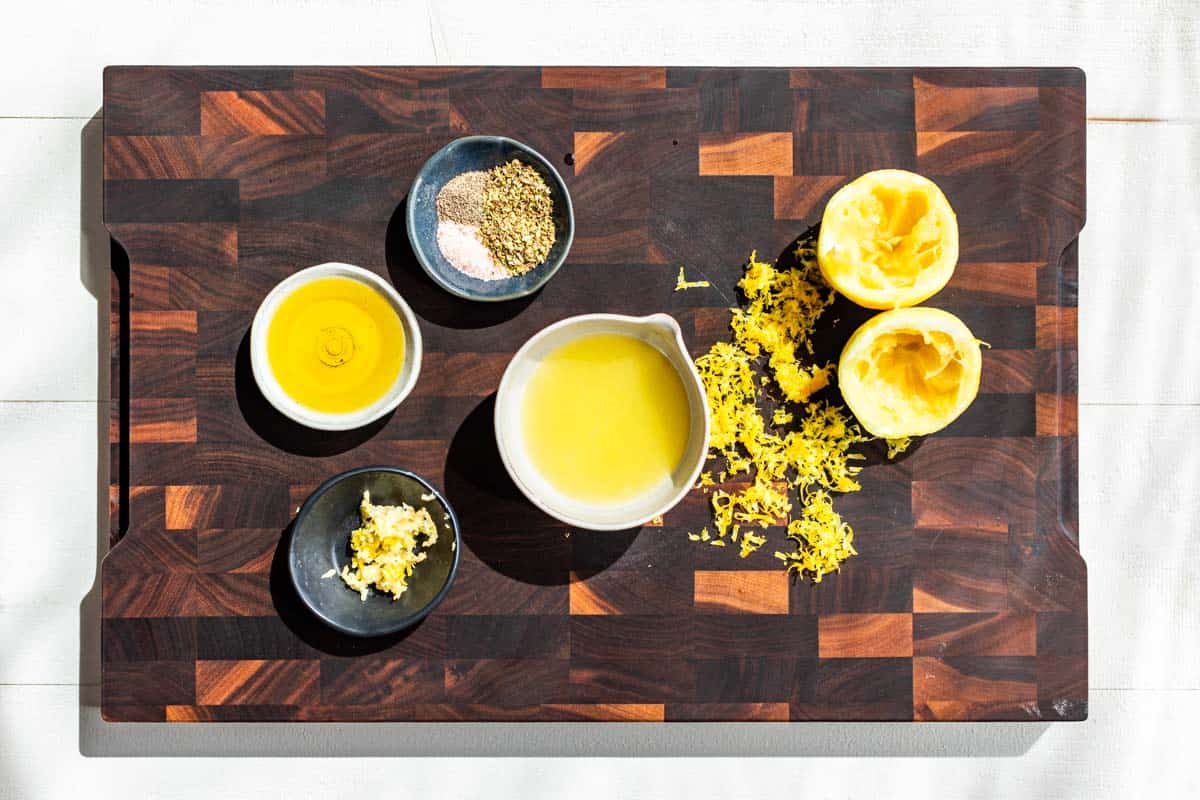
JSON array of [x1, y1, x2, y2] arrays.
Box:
[[818, 170, 958, 309], [838, 307, 981, 438]]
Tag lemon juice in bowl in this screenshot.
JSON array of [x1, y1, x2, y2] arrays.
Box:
[[520, 332, 692, 505], [495, 313, 708, 531]]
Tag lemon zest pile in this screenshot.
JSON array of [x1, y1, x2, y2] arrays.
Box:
[[675, 266, 711, 291], [774, 489, 857, 582], [739, 530, 768, 558], [336, 491, 438, 601], [689, 247, 866, 579], [729, 251, 837, 404]]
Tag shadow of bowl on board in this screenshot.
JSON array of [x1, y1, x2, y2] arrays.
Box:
[[267, 521, 426, 657], [771, 224, 925, 469], [442, 394, 640, 586], [233, 330, 392, 456], [384, 196, 537, 329]]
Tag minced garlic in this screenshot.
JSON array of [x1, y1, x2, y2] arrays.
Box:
[[334, 490, 438, 601], [689, 246, 866, 580]]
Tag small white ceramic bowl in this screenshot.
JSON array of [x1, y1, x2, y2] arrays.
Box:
[[494, 313, 710, 531], [250, 263, 423, 431]]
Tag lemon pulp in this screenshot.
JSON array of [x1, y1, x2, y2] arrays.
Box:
[[838, 307, 981, 438], [818, 169, 958, 309], [521, 333, 691, 505], [266, 276, 405, 414]]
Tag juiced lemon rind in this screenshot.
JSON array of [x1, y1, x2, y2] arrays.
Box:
[[838, 307, 981, 438], [818, 170, 959, 310]]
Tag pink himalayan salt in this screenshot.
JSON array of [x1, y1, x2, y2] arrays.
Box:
[[436, 220, 509, 281]]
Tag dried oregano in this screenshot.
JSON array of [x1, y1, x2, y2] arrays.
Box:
[[479, 159, 556, 275]]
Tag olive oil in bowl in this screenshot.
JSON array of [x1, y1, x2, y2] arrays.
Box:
[[250, 263, 422, 431], [266, 276, 406, 414], [521, 333, 692, 505]]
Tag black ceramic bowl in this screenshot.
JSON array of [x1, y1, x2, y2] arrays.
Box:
[[288, 466, 460, 637], [405, 135, 574, 302]]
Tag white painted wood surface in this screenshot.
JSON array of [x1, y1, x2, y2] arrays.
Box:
[[1, 0, 1197, 796]]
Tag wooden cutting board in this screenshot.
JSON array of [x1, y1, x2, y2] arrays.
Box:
[[101, 66, 1085, 722]]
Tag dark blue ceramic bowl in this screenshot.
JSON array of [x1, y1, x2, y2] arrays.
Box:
[[288, 467, 460, 637], [406, 136, 574, 302]]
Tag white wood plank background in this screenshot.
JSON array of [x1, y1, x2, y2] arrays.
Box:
[[1, 0, 1197, 796]]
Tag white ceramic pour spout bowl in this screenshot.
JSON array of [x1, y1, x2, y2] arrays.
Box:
[[494, 313, 710, 531], [250, 262, 423, 431]]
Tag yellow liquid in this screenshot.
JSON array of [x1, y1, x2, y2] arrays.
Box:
[[266, 276, 405, 413], [521, 333, 691, 504]]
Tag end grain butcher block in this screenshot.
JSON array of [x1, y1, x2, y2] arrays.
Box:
[[101, 66, 1086, 723]]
